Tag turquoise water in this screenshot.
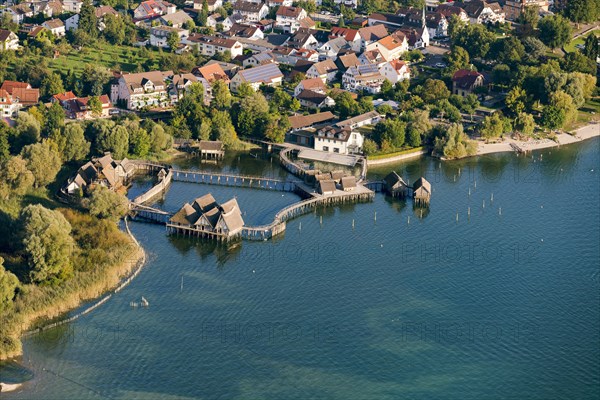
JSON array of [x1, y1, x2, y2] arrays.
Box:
[[2, 141, 599, 399]]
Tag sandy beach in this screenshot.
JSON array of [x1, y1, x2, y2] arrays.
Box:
[[476, 123, 600, 156]]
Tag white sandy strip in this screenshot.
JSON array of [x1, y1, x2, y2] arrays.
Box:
[[476, 123, 600, 156], [1, 382, 23, 392]]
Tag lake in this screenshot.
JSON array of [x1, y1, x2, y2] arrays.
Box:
[[3, 141, 599, 399]]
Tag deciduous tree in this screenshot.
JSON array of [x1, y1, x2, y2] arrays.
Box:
[[20, 141, 61, 187]]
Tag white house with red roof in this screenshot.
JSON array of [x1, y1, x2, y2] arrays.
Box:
[[452, 69, 484, 97], [380, 60, 410, 84], [275, 6, 307, 33], [133, 0, 176, 20], [329, 27, 361, 52]]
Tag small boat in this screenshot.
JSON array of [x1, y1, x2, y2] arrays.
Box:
[[141, 297, 149, 307]]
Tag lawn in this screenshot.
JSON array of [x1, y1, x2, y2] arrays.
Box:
[[47, 42, 163, 75], [368, 146, 425, 160], [564, 29, 600, 53]]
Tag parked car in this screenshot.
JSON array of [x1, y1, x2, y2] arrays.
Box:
[[435, 62, 447, 68]]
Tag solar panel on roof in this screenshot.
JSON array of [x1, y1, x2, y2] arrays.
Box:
[[240, 64, 283, 83]]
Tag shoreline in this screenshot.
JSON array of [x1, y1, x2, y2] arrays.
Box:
[[0, 219, 146, 361], [476, 123, 600, 156]]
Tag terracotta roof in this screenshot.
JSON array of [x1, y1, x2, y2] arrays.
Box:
[[43, 18, 64, 29], [12, 88, 39, 105], [297, 89, 328, 105], [289, 111, 335, 130], [358, 24, 388, 42], [377, 32, 406, 51], [297, 77, 326, 92], [276, 6, 304, 18], [388, 59, 408, 72], [311, 59, 337, 75], [0, 89, 13, 105], [195, 63, 230, 83], [1, 81, 30, 95], [330, 26, 359, 41], [95, 5, 118, 18], [53, 91, 77, 102], [233, 1, 265, 12], [452, 69, 483, 89]]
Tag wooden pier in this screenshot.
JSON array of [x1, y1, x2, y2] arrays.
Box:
[[171, 169, 301, 192]]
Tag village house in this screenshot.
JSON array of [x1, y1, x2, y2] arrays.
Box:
[[226, 23, 264, 40], [41, 18, 65, 36], [3, 3, 33, 24], [0, 89, 20, 117], [184, 34, 243, 58], [272, 47, 319, 65], [306, 59, 338, 84], [229, 63, 284, 93], [62, 0, 82, 13], [358, 24, 388, 51], [38, 0, 65, 18], [367, 32, 408, 61], [110, 70, 172, 110], [329, 27, 362, 53], [200, 60, 240, 79], [275, 6, 307, 33], [133, 0, 176, 20], [342, 63, 385, 94], [436, 3, 470, 22], [170, 73, 199, 102], [296, 90, 335, 109], [452, 69, 484, 97], [425, 12, 448, 38], [0, 29, 20, 51], [192, 62, 230, 101], [454, 1, 505, 24], [314, 125, 364, 155], [65, 5, 118, 31], [504, 0, 548, 21], [384, 171, 409, 198], [294, 77, 326, 97], [52, 90, 77, 106], [358, 49, 387, 68], [379, 59, 410, 84], [318, 36, 349, 60], [288, 111, 336, 132], [150, 26, 189, 48], [232, 1, 269, 22], [287, 27, 318, 50], [159, 10, 193, 28], [336, 110, 382, 129], [222, 13, 244, 32], [167, 194, 245, 240], [336, 53, 361, 72], [367, 12, 406, 30], [62, 95, 112, 119], [193, 0, 223, 12], [65, 153, 135, 194], [242, 51, 277, 68], [206, 13, 225, 29], [0, 80, 39, 107], [267, 0, 293, 7]]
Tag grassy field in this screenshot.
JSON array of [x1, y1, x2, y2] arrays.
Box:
[[564, 29, 600, 53], [368, 146, 425, 160], [47, 42, 163, 74]]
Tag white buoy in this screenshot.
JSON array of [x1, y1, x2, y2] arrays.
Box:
[[491, 193, 494, 202], [468, 187, 471, 196], [180, 275, 183, 292], [468, 207, 471, 216], [299, 222, 302, 230], [499, 207, 502, 215], [453, 174, 456, 182], [483, 200, 485, 208], [374, 211, 377, 222], [352, 219, 355, 229], [407, 216, 410, 225], [456, 212, 459, 222], [474, 180, 477, 188], [320, 215, 322, 225], [458, 168, 461, 176]]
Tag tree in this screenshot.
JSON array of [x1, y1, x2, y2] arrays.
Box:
[[561, 50, 597, 75], [20, 141, 62, 187], [80, 64, 111, 96], [167, 30, 180, 51], [514, 112, 535, 136], [362, 138, 378, 155], [20, 205, 74, 284], [447, 46, 470, 73], [45, 101, 66, 136], [416, 79, 450, 104], [505, 86, 528, 116], [0, 258, 19, 314], [331, 91, 360, 119], [452, 23, 495, 59], [87, 96, 103, 117], [102, 13, 126, 45], [12, 112, 41, 153], [262, 113, 289, 143], [549, 90, 577, 127], [583, 34, 599, 61], [0, 125, 9, 163], [479, 113, 505, 141], [0, 156, 35, 199], [97, 125, 129, 159], [373, 118, 406, 149], [565, 0, 599, 23], [149, 123, 171, 153], [518, 5, 539, 33], [41, 72, 65, 99], [211, 80, 231, 109], [56, 123, 90, 161], [522, 37, 548, 62], [236, 92, 269, 137], [538, 14, 572, 49], [434, 123, 477, 159], [236, 82, 254, 98], [78, 0, 98, 37], [87, 186, 129, 221]]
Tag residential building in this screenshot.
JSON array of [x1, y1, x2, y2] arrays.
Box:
[[342, 63, 385, 94], [504, 0, 548, 21], [0, 29, 19, 51], [306, 59, 338, 84], [318, 36, 349, 60], [329, 26, 361, 52], [193, 62, 230, 101], [42, 18, 65, 36], [436, 3, 470, 22], [207, 13, 225, 29], [242, 51, 276, 68], [65, 5, 118, 31], [65, 153, 135, 194], [110, 70, 173, 110], [62, 0, 82, 13], [334, 0, 358, 8], [454, 1, 505, 24], [193, 0, 223, 12], [232, 1, 269, 22], [159, 10, 193, 28], [425, 12, 448, 38], [367, 32, 408, 61], [358, 24, 388, 51], [314, 125, 364, 154], [226, 23, 264, 40], [1, 80, 39, 107], [229, 63, 284, 92], [150, 26, 189, 48], [184, 34, 243, 58], [296, 90, 335, 109], [380, 59, 410, 84], [133, 0, 176, 20], [170, 73, 199, 102], [267, 0, 293, 7], [287, 28, 318, 49], [294, 77, 326, 97], [452, 69, 484, 97], [0, 89, 20, 117], [62, 95, 112, 119], [358, 49, 387, 67], [336, 110, 382, 129], [275, 6, 307, 33], [336, 53, 361, 71], [4, 4, 33, 24]]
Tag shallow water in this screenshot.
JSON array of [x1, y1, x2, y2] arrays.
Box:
[[3, 141, 599, 399]]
